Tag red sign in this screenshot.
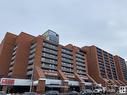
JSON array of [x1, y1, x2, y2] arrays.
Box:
[[1, 78, 15, 85]]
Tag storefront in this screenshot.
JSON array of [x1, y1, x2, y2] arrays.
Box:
[[0, 78, 32, 93]]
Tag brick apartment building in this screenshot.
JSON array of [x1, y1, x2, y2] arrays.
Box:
[[114, 56, 127, 84], [0, 30, 127, 93], [0, 30, 95, 93], [83, 46, 126, 87]]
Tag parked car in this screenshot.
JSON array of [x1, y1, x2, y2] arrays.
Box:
[[118, 86, 127, 94], [93, 89, 102, 94], [45, 91, 59, 95], [93, 86, 103, 94], [68, 91, 79, 95], [80, 89, 93, 95], [0, 91, 6, 95]]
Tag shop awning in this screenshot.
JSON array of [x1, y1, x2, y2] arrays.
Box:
[[46, 85, 67, 88]]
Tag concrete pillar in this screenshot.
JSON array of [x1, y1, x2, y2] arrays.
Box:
[[80, 83, 85, 91], [36, 80, 45, 94], [62, 81, 68, 93], [2, 86, 7, 93]]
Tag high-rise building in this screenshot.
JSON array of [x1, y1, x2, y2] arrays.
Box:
[[114, 55, 127, 83], [0, 31, 94, 93], [83, 46, 124, 87], [0, 31, 127, 93]]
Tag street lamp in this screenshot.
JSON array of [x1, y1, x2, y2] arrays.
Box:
[[29, 64, 35, 92]]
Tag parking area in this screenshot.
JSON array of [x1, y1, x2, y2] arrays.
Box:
[[1, 91, 127, 95]]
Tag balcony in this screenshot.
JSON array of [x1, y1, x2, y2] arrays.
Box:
[[43, 48, 57, 55], [42, 64, 57, 70], [9, 67, 13, 71], [62, 67, 73, 73], [29, 54, 35, 59], [42, 53, 57, 60], [62, 63, 72, 68], [41, 59, 57, 65], [27, 71, 33, 75], [11, 55, 16, 61], [76, 62, 85, 67], [27, 65, 33, 70], [28, 59, 34, 65], [62, 58, 72, 63], [8, 72, 12, 76], [12, 51, 16, 56], [13, 46, 18, 51], [30, 43, 37, 49], [61, 49, 72, 55], [43, 43, 57, 51], [30, 48, 36, 54], [77, 66, 86, 71], [76, 58, 85, 63], [77, 70, 86, 75], [76, 54, 85, 59], [10, 61, 15, 65], [62, 53, 73, 59]]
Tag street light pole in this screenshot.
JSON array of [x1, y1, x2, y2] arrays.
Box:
[[30, 64, 35, 92]]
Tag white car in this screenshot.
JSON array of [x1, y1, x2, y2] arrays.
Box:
[[80, 89, 93, 95], [0, 91, 6, 95], [93, 88, 103, 94]]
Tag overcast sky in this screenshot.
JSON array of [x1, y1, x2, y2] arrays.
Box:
[[0, 0, 127, 59]]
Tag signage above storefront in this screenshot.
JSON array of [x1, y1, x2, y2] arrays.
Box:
[[1, 78, 15, 85], [0, 78, 32, 86]]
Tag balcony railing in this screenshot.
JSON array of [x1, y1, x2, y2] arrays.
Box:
[[42, 53, 57, 60], [62, 54, 73, 59], [43, 43, 58, 50], [62, 63, 73, 68], [76, 62, 85, 67], [30, 43, 37, 49], [43, 48, 57, 55], [27, 71, 33, 75], [30, 48, 36, 54]]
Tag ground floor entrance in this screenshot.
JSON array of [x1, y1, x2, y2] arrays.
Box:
[[10, 86, 30, 93], [2, 86, 30, 93], [69, 86, 80, 92], [0, 85, 2, 91], [45, 86, 60, 92]]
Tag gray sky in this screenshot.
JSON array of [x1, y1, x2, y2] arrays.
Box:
[[0, 0, 127, 59]]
